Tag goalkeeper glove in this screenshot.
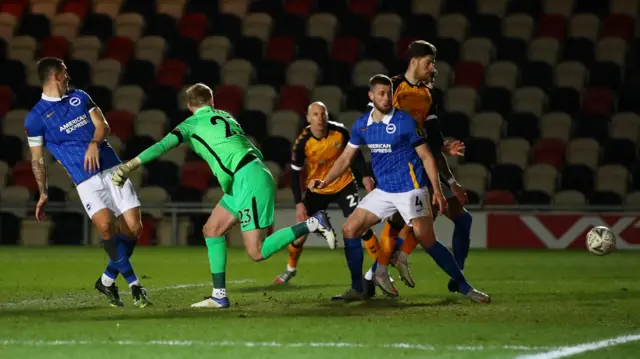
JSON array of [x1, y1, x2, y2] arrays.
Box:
[[112, 158, 141, 188]]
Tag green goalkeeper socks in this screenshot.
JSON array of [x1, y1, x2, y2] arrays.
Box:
[[260, 223, 310, 259], [205, 236, 227, 289]]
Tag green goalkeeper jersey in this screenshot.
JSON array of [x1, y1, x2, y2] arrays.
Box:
[[136, 106, 263, 194]]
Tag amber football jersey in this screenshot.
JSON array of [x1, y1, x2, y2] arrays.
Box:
[[291, 122, 354, 194]]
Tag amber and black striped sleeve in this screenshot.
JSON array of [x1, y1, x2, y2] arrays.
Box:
[[290, 132, 310, 204], [424, 86, 445, 154]]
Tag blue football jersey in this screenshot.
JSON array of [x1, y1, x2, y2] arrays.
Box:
[[348, 108, 429, 193], [24, 90, 121, 185]]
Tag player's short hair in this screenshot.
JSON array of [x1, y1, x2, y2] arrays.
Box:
[[406, 40, 437, 60], [36, 57, 65, 85], [186, 83, 214, 107], [368, 74, 392, 90]]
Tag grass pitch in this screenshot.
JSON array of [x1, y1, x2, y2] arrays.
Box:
[[0, 246, 639, 359]]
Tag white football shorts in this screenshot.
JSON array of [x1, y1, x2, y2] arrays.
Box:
[[357, 187, 431, 225], [76, 166, 141, 219]]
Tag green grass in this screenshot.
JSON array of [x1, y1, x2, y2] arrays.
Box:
[[0, 247, 639, 359]]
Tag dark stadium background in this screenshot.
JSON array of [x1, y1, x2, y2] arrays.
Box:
[[1, 0, 639, 247]]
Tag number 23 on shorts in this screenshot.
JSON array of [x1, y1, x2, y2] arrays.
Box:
[[238, 208, 252, 226]]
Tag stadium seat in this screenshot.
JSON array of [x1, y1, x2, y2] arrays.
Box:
[[457, 163, 488, 200], [114, 85, 145, 115], [470, 14, 501, 41], [471, 112, 503, 143], [156, 59, 187, 90], [180, 161, 212, 193], [279, 85, 309, 115], [372, 13, 403, 42], [596, 38, 627, 68], [433, 37, 460, 64], [18, 14, 50, 41], [238, 110, 268, 142], [331, 36, 360, 66], [338, 13, 371, 40], [454, 61, 484, 90], [51, 13, 81, 41], [483, 190, 516, 205], [307, 13, 338, 43], [566, 138, 600, 170], [40, 36, 69, 59], [626, 191, 640, 206], [490, 164, 523, 192], [8, 35, 36, 66], [524, 164, 558, 196], [441, 112, 470, 139], [590, 62, 622, 90], [115, 13, 145, 42], [595, 164, 628, 198], [548, 87, 581, 115], [528, 37, 560, 66], [11, 161, 38, 192], [554, 61, 586, 90], [610, 112, 640, 142], [245, 85, 277, 116], [495, 37, 527, 64], [200, 36, 231, 65], [520, 61, 553, 89], [602, 14, 634, 40], [242, 13, 273, 42], [498, 138, 530, 169], [352, 60, 386, 87], [189, 60, 221, 88], [85, 85, 112, 113], [485, 61, 518, 90], [503, 14, 534, 41], [563, 38, 595, 66], [269, 110, 302, 143], [209, 13, 243, 42], [104, 36, 135, 66], [80, 13, 113, 42], [506, 112, 539, 143], [581, 87, 614, 116], [265, 160, 283, 186], [464, 138, 496, 168], [222, 59, 254, 89], [438, 14, 469, 42], [106, 136, 123, 156], [261, 136, 292, 169], [590, 191, 623, 205], [285, 0, 313, 17], [363, 37, 396, 70], [561, 165, 594, 195], [266, 36, 296, 63], [2, 109, 27, 137], [106, 110, 134, 140], [554, 190, 587, 206], [540, 112, 572, 142], [568, 14, 600, 42], [286, 60, 319, 90], [0, 135, 24, 167], [532, 139, 565, 168], [576, 114, 609, 143], [139, 186, 170, 219], [271, 13, 305, 38], [92, 59, 122, 91], [337, 111, 363, 131], [0, 85, 11, 117], [618, 84, 640, 113], [461, 38, 493, 67], [513, 87, 546, 118], [537, 14, 566, 41], [434, 61, 452, 90], [445, 88, 477, 118], [602, 139, 636, 169], [179, 13, 207, 42], [311, 86, 344, 115], [0, 160, 9, 190]]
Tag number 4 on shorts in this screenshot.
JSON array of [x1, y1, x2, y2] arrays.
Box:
[[415, 196, 423, 208]]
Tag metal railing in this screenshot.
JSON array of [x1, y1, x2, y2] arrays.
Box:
[[1, 201, 638, 245]]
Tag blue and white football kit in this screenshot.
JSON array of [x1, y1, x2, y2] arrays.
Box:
[[24, 90, 140, 218], [348, 108, 432, 224]]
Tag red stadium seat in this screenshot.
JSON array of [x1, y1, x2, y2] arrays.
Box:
[[454, 61, 484, 90], [180, 161, 211, 192], [348, 0, 378, 20], [138, 215, 156, 246], [106, 110, 134, 140], [397, 37, 419, 59], [582, 87, 614, 116], [285, 0, 313, 17], [0, 86, 12, 118], [483, 190, 516, 205], [179, 13, 207, 42], [266, 36, 296, 63], [214, 85, 243, 116], [537, 14, 566, 41], [331, 36, 360, 65], [0, 1, 27, 18], [62, 0, 90, 18], [12, 161, 38, 192], [104, 37, 134, 66], [602, 14, 634, 40], [156, 59, 187, 90], [532, 139, 565, 168], [40, 36, 69, 59], [279, 85, 309, 115]]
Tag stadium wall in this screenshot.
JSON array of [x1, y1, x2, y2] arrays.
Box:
[[275, 210, 640, 250]]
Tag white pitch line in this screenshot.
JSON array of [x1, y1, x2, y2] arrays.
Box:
[[0, 338, 553, 352], [0, 279, 255, 309], [514, 334, 640, 359]]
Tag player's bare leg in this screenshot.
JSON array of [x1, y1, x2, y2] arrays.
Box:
[[117, 207, 151, 307], [192, 204, 238, 309], [412, 214, 490, 304], [274, 235, 307, 284], [93, 208, 145, 307]]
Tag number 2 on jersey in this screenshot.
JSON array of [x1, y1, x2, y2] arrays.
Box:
[[210, 116, 236, 138]]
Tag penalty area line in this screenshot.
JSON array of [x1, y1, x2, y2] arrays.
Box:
[[514, 334, 640, 359], [0, 279, 255, 309], [0, 339, 554, 352]]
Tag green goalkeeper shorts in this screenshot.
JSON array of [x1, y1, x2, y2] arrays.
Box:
[[219, 159, 276, 232]]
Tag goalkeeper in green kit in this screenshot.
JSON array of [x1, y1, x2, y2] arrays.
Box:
[[111, 84, 337, 309]]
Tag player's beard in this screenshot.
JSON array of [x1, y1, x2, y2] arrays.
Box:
[[373, 102, 392, 114]]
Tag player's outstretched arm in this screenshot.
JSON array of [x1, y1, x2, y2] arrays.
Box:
[[29, 145, 48, 221], [112, 132, 180, 188], [311, 146, 358, 190], [415, 144, 447, 212]]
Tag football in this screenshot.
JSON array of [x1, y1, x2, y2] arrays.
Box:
[[585, 226, 616, 256]]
